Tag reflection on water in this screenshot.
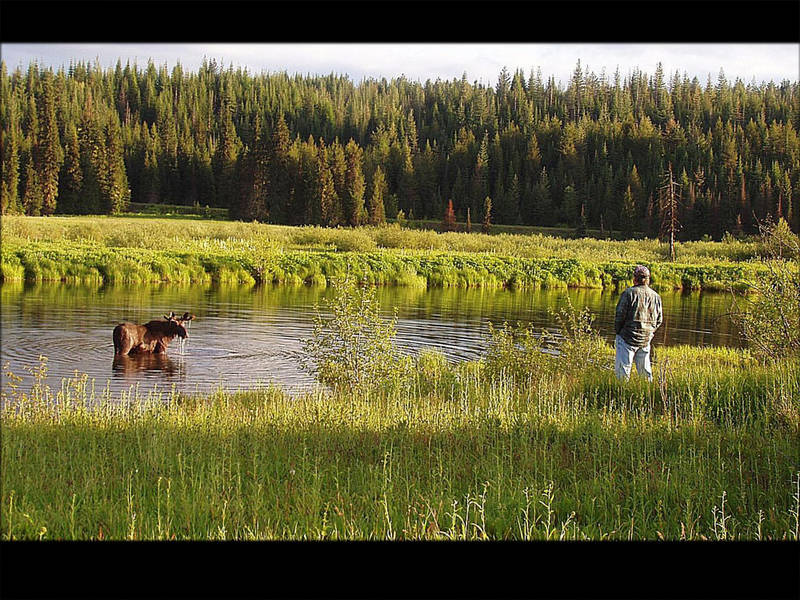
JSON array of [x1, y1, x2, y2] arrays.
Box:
[[111, 352, 185, 380], [0, 280, 741, 397]]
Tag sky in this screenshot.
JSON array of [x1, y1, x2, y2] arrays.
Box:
[[1, 43, 798, 86]]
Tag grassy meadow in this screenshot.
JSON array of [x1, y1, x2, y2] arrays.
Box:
[[2, 345, 798, 541], [1, 214, 798, 541], [0, 215, 776, 290]]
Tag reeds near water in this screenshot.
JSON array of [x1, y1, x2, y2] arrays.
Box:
[[2, 348, 797, 541]]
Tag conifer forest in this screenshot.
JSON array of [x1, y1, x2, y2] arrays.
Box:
[[1, 58, 798, 238]]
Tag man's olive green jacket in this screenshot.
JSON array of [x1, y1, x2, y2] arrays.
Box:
[[614, 284, 663, 348]]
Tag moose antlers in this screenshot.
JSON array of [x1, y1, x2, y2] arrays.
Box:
[[163, 311, 196, 322]]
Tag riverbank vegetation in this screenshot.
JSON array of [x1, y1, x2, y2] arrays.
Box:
[[1, 214, 797, 541], [0, 215, 781, 290], [2, 273, 798, 541], [2, 343, 798, 541]]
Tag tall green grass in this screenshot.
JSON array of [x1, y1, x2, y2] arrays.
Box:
[[2, 217, 775, 290], [1, 215, 765, 263], [2, 347, 798, 541]]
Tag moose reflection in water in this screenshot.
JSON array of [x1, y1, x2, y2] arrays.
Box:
[[112, 351, 184, 379], [113, 311, 195, 356]]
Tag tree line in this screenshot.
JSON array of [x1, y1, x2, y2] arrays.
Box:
[[1, 58, 798, 238]]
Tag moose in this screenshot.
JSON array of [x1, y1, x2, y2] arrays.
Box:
[[113, 311, 195, 356]]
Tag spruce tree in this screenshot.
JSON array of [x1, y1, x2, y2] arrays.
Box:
[[78, 105, 104, 214], [318, 139, 340, 226], [268, 114, 292, 223], [297, 136, 320, 225], [102, 118, 130, 214], [482, 196, 492, 234], [22, 160, 41, 216], [530, 166, 552, 225], [35, 71, 62, 215], [471, 134, 490, 218], [57, 124, 82, 214], [368, 165, 387, 226], [328, 140, 347, 226], [1, 108, 21, 214], [344, 139, 366, 226], [213, 82, 240, 212], [621, 185, 637, 237], [562, 185, 579, 226], [242, 113, 270, 221]]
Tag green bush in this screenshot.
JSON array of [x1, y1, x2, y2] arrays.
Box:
[[729, 219, 800, 362], [300, 278, 411, 393], [483, 321, 555, 385]]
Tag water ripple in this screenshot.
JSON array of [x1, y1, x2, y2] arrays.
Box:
[[1, 283, 741, 399]]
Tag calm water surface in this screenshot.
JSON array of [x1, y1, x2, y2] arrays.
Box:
[[0, 281, 740, 397]]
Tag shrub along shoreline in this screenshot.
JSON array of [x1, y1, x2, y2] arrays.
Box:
[[0, 239, 771, 291]]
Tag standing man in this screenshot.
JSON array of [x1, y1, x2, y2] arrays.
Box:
[[614, 265, 663, 381]]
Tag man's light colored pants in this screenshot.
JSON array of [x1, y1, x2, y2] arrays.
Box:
[[614, 334, 653, 382]]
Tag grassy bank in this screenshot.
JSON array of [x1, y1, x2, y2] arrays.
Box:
[[0, 216, 776, 290], [1, 215, 765, 261], [2, 345, 798, 541]]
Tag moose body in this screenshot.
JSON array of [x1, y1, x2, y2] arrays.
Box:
[[113, 312, 194, 356]]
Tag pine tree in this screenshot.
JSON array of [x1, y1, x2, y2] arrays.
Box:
[[328, 140, 347, 226], [101, 118, 130, 214], [57, 124, 82, 214], [562, 185, 579, 226], [296, 136, 320, 225], [242, 113, 270, 221], [213, 81, 240, 212], [530, 166, 553, 225], [1, 106, 21, 214], [525, 132, 542, 181], [482, 196, 492, 234], [621, 185, 637, 237], [318, 139, 340, 226], [397, 143, 418, 217], [368, 166, 387, 226], [471, 133, 489, 218], [268, 114, 292, 223], [34, 71, 62, 215], [344, 139, 366, 226], [78, 105, 104, 214], [141, 142, 160, 205], [22, 160, 41, 215]]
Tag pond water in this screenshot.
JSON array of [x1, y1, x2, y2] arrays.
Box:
[[0, 281, 741, 397]]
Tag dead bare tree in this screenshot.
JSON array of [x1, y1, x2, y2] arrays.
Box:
[[658, 163, 682, 262]]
